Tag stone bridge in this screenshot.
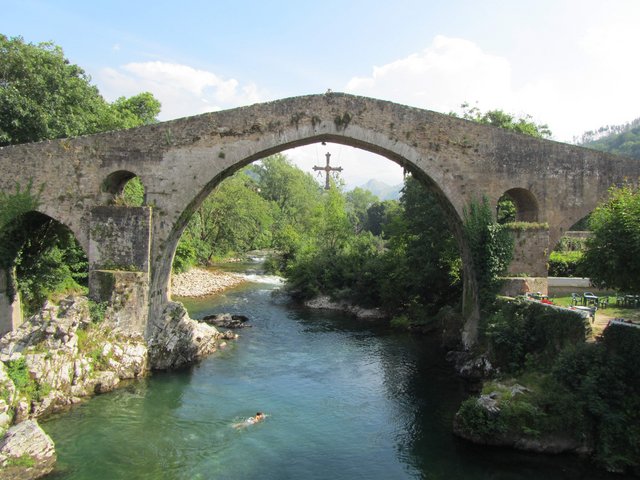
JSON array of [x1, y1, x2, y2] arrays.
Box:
[[1, 93, 638, 346]]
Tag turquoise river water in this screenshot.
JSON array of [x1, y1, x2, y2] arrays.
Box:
[[42, 267, 620, 479]]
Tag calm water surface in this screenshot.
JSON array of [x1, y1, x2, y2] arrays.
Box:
[[42, 268, 618, 479]]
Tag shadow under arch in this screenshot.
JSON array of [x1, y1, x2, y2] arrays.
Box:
[[156, 134, 481, 346], [0, 210, 89, 321], [499, 188, 539, 222]]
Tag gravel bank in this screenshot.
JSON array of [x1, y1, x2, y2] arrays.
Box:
[[171, 268, 246, 297]]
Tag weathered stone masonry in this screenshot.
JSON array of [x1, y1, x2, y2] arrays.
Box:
[[1, 93, 639, 345]]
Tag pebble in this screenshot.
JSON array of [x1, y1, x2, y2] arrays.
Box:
[[171, 268, 246, 297]]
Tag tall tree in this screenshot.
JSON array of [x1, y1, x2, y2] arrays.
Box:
[[0, 35, 160, 146], [582, 184, 640, 292]]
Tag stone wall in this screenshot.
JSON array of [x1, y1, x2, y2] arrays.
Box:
[[507, 226, 550, 278], [0, 270, 22, 337], [88, 206, 151, 334]]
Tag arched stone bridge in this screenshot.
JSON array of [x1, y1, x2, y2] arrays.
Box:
[[1, 93, 638, 346]]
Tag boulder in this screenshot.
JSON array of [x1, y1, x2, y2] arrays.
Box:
[[0, 420, 56, 480], [147, 302, 227, 370], [201, 313, 251, 329]]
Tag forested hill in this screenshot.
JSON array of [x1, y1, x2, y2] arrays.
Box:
[[578, 117, 640, 159]]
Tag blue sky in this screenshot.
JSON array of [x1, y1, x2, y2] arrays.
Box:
[[3, 0, 640, 187]]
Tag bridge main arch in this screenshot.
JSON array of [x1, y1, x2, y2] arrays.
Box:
[[149, 121, 480, 345]]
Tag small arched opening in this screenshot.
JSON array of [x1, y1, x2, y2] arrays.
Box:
[[102, 170, 146, 206], [497, 188, 539, 223]]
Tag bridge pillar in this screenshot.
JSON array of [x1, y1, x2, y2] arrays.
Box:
[[502, 225, 550, 296], [0, 268, 23, 336], [88, 206, 152, 334]]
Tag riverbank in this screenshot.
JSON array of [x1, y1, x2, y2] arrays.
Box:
[[171, 268, 246, 297]]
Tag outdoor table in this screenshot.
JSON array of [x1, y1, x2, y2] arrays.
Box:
[[583, 292, 598, 306]]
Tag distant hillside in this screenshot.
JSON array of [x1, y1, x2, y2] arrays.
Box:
[[579, 117, 640, 160], [358, 179, 403, 200]]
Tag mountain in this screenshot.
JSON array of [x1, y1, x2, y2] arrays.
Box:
[[358, 179, 403, 200]]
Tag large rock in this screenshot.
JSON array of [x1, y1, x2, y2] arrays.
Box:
[[0, 296, 149, 421], [0, 362, 16, 436], [201, 313, 251, 329], [147, 302, 225, 369], [304, 296, 386, 320], [0, 420, 56, 480]]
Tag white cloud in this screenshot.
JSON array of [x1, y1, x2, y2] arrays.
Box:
[[97, 61, 262, 120], [344, 32, 640, 143], [346, 35, 514, 116]]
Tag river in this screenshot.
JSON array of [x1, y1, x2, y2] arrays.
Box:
[[41, 265, 618, 479]]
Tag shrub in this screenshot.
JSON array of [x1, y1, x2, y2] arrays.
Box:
[[484, 298, 590, 373], [548, 251, 585, 277]]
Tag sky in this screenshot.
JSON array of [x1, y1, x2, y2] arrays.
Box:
[[3, 0, 640, 188]]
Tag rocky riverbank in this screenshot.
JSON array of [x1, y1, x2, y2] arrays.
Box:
[[0, 294, 236, 479], [171, 267, 246, 297]]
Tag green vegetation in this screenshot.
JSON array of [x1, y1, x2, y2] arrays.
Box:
[[458, 297, 640, 474], [463, 197, 514, 310], [452, 102, 552, 139], [483, 298, 590, 374], [578, 117, 640, 159], [6, 357, 51, 403], [582, 183, 640, 291], [3, 453, 36, 468], [0, 35, 160, 146], [548, 251, 584, 277]]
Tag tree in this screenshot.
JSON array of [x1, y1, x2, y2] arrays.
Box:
[[463, 197, 514, 308], [0, 35, 161, 146], [582, 184, 640, 292], [345, 187, 379, 233], [452, 102, 552, 139], [176, 171, 273, 266], [363, 200, 400, 237], [250, 154, 323, 258]]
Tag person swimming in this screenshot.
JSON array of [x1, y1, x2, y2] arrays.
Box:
[[233, 412, 266, 429]]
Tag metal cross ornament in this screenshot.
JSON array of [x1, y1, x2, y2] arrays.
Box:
[[313, 152, 343, 190]]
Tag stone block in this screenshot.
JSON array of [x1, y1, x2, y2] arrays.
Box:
[[89, 206, 151, 272]]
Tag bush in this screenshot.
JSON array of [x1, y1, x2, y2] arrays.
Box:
[[484, 298, 590, 373], [552, 327, 640, 473], [548, 251, 585, 277], [6, 357, 50, 402]]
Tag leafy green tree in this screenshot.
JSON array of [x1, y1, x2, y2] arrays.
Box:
[[453, 102, 552, 139], [463, 197, 514, 309], [177, 171, 273, 265], [578, 117, 640, 160], [0, 35, 160, 146], [362, 200, 400, 237], [345, 187, 379, 233], [251, 154, 323, 261], [496, 195, 516, 224], [582, 184, 640, 292]]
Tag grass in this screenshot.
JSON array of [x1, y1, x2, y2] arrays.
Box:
[[545, 293, 640, 338]]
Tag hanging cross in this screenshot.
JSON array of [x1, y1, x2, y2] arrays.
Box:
[[313, 152, 343, 190]]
